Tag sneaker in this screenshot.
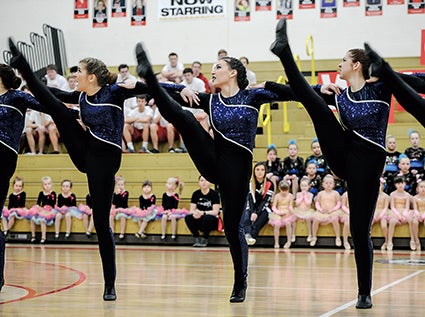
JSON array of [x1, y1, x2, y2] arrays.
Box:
[[245, 233, 256, 245], [138, 147, 151, 154], [123, 148, 135, 153], [135, 232, 147, 239], [150, 148, 160, 153], [198, 237, 208, 247], [168, 148, 175, 153], [193, 237, 201, 247], [174, 147, 186, 153]]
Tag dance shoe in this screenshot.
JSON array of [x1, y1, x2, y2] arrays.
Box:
[[0, 277, 4, 292], [103, 285, 117, 301], [364, 42, 387, 78], [355, 294, 372, 309], [135, 42, 152, 79], [270, 18, 289, 56], [229, 281, 247, 303]]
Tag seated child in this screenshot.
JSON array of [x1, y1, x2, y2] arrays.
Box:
[[134, 180, 158, 238], [54, 179, 78, 239], [2, 177, 26, 236]]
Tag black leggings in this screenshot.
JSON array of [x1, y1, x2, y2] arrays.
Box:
[[142, 66, 250, 289], [185, 214, 219, 239], [276, 42, 386, 296], [15, 55, 120, 287], [0, 145, 18, 282]]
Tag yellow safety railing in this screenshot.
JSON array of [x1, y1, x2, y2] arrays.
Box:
[[306, 34, 316, 84], [258, 102, 272, 146], [277, 76, 291, 133]]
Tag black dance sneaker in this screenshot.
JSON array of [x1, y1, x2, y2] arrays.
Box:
[[355, 294, 372, 309], [270, 18, 289, 56], [103, 285, 117, 301]]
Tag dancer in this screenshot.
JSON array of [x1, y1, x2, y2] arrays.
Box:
[[8, 39, 150, 301], [267, 18, 392, 309], [134, 42, 295, 302], [0, 63, 47, 292]]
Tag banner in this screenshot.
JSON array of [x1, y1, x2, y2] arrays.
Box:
[[421, 30, 425, 65], [235, 0, 251, 21], [112, 0, 127, 17], [365, 0, 382, 16], [74, 0, 89, 19], [408, 0, 425, 14], [277, 0, 293, 19], [343, 0, 360, 7], [93, 0, 108, 27], [387, 0, 404, 4], [131, 0, 146, 25], [299, 0, 315, 9], [158, 0, 227, 20], [320, 0, 337, 18], [256, 0, 272, 10]]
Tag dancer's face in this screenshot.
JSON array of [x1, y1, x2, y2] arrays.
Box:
[[338, 52, 356, 81], [211, 60, 236, 88], [75, 63, 96, 92]]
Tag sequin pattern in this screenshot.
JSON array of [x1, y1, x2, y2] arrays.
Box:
[[335, 83, 390, 149], [209, 89, 278, 153], [0, 90, 43, 153], [79, 85, 124, 148]]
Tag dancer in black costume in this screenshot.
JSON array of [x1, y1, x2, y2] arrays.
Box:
[[268, 18, 392, 309], [8, 39, 149, 301], [134, 42, 295, 302]]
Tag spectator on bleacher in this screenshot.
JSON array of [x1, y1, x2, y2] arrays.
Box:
[[310, 175, 341, 248], [384, 176, 410, 251], [29, 176, 56, 244], [149, 98, 174, 153], [382, 135, 401, 190], [159, 177, 186, 241], [24, 108, 46, 155], [9, 42, 162, 300], [134, 44, 297, 303], [45, 64, 69, 90], [79, 193, 94, 238], [239, 56, 256, 87], [404, 130, 425, 176], [264, 144, 284, 193], [386, 154, 417, 195], [41, 113, 61, 154], [293, 177, 315, 243], [191, 61, 210, 93], [340, 191, 351, 250], [0, 63, 48, 291], [268, 180, 294, 249], [109, 176, 130, 240], [282, 140, 305, 195], [116, 64, 137, 83], [161, 52, 184, 83], [411, 180, 425, 251], [122, 94, 153, 153], [304, 160, 322, 197], [373, 181, 390, 250], [185, 175, 220, 247], [54, 180, 78, 239], [134, 180, 157, 239], [333, 174, 347, 196], [2, 177, 26, 238], [242, 162, 274, 246], [304, 138, 330, 178]]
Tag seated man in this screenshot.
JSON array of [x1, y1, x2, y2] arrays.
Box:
[[24, 109, 46, 155], [122, 94, 153, 153], [185, 175, 221, 247]]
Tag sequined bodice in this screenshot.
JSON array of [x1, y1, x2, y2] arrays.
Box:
[[335, 83, 390, 150]]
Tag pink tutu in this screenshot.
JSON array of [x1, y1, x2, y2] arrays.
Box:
[[114, 207, 133, 220], [131, 205, 158, 222], [30, 205, 55, 225], [2, 207, 26, 220], [156, 207, 189, 220], [268, 207, 295, 227], [77, 203, 92, 216]]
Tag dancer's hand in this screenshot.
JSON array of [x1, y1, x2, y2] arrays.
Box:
[[117, 81, 137, 89], [181, 87, 199, 107], [366, 76, 379, 83], [320, 83, 341, 95]]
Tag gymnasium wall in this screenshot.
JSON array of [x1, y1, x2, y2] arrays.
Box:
[[0, 0, 423, 68]]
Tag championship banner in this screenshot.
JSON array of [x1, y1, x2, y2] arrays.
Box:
[[387, 0, 404, 4], [277, 0, 293, 19], [112, 0, 127, 17], [365, 0, 382, 16], [256, 0, 272, 10], [320, 0, 337, 18], [299, 0, 315, 9], [421, 30, 425, 65], [74, 0, 89, 19], [408, 0, 425, 14], [235, 0, 251, 21], [131, 0, 146, 25], [93, 0, 108, 27], [158, 0, 227, 20], [343, 0, 360, 7]]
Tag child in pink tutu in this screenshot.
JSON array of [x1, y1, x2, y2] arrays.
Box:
[[268, 180, 294, 249], [293, 177, 315, 242], [374, 180, 390, 250], [54, 179, 78, 239], [79, 194, 94, 238], [310, 174, 342, 247], [2, 176, 26, 236], [159, 177, 186, 241], [410, 180, 425, 251], [29, 176, 56, 243], [109, 176, 130, 240], [134, 180, 157, 239], [383, 176, 410, 251], [340, 191, 351, 250]]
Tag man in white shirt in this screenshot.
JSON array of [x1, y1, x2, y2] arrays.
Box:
[[182, 68, 206, 93], [122, 94, 153, 153], [116, 64, 137, 83], [161, 52, 184, 83], [45, 64, 69, 90]]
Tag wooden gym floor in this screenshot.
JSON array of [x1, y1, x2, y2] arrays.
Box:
[[0, 244, 424, 316]]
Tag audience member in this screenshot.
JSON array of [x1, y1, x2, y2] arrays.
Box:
[[116, 64, 137, 83], [134, 180, 158, 238], [45, 64, 68, 90], [191, 61, 210, 93], [54, 179, 78, 239], [161, 52, 184, 83], [282, 140, 305, 195], [239, 56, 257, 87], [304, 138, 330, 178]]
